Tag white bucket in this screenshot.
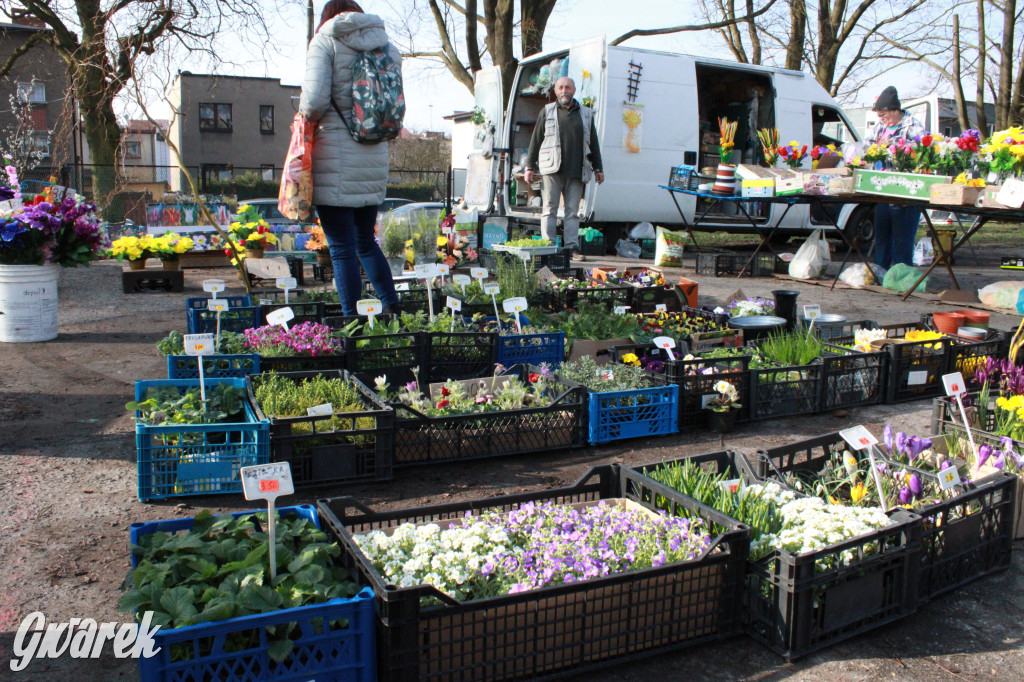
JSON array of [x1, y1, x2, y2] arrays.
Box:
[[0, 264, 59, 342]]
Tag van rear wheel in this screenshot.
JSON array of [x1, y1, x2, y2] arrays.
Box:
[[843, 205, 874, 249]]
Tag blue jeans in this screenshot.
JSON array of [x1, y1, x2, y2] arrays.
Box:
[[873, 203, 920, 269], [317, 204, 397, 314]]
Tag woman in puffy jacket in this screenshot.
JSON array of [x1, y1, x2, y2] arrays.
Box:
[[300, 0, 401, 314]]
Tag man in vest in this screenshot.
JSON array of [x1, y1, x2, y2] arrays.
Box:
[[524, 77, 604, 261]]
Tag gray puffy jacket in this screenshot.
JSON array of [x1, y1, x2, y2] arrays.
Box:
[[299, 13, 401, 208]]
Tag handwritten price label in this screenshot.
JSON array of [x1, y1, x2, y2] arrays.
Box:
[[356, 299, 382, 316], [395, 282, 410, 292], [652, 336, 676, 350], [803, 305, 821, 320], [259, 480, 279, 493], [483, 283, 500, 295], [938, 466, 961, 490], [276, 277, 298, 290], [207, 299, 230, 313], [613, 306, 631, 315], [453, 274, 471, 286], [446, 296, 462, 311], [266, 307, 295, 326], [436, 264, 451, 277], [502, 297, 527, 313], [471, 267, 488, 279], [943, 372, 967, 397], [202, 279, 225, 294], [241, 462, 294, 501], [655, 304, 667, 313], [414, 263, 439, 279], [184, 333, 215, 356], [839, 425, 878, 451], [306, 403, 333, 416]]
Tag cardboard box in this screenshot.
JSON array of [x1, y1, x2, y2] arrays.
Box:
[[979, 185, 1009, 209], [735, 164, 777, 181], [801, 171, 854, 196], [930, 183, 983, 206], [740, 179, 775, 198], [568, 338, 632, 364], [853, 169, 953, 200], [768, 168, 802, 195]]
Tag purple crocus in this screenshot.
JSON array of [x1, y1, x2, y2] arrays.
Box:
[[978, 444, 993, 468], [895, 431, 908, 457], [898, 487, 912, 505], [908, 474, 923, 497], [884, 424, 893, 454]]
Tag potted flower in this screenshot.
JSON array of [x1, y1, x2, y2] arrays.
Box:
[[380, 219, 409, 275], [705, 379, 742, 433], [108, 234, 157, 270], [228, 203, 278, 258], [0, 171, 104, 342], [151, 232, 195, 270], [304, 222, 332, 266]]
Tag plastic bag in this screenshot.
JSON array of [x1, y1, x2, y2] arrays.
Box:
[[629, 221, 657, 239], [615, 239, 641, 258], [979, 281, 1024, 311], [882, 262, 928, 293], [278, 113, 313, 220], [839, 262, 886, 288], [654, 226, 686, 267], [912, 237, 934, 266], [788, 229, 830, 279]]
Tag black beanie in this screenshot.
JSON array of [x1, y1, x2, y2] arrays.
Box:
[[873, 86, 901, 111]]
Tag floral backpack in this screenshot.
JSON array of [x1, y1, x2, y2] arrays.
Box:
[[331, 47, 405, 144]]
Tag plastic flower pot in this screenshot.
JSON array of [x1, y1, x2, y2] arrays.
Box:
[[932, 311, 965, 335]]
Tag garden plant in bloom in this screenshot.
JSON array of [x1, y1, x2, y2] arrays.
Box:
[[243, 322, 342, 357], [354, 500, 715, 601], [376, 364, 558, 417]]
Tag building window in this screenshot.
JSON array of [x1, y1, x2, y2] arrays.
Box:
[[943, 126, 952, 137], [199, 102, 232, 132], [260, 105, 274, 134], [16, 82, 45, 104], [260, 164, 276, 181], [124, 140, 142, 159], [20, 131, 50, 158]]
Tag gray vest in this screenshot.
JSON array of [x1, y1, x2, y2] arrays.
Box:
[[537, 101, 595, 183]]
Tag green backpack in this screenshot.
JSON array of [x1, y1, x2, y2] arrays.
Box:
[[331, 47, 405, 144]]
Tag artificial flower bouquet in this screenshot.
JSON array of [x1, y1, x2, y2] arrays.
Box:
[[108, 234, 160, 262], [150, 232, 196, 261], [778, 141, 808, 169], [228, 203, 278, 252], [0, 169, 104, 267], [304, 222, 330, 255]]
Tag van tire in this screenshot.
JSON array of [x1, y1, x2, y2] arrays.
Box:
[[843, 205, 874, 248]]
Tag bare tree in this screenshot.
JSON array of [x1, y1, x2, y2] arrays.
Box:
[[0, 1, 283, 197]]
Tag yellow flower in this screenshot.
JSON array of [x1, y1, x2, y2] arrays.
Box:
[[581, 70, 591, 79], [851, 483, 867, 503], [622, 353, 640, 366], [828, 495, 840, 505], [437, 236, 448, 247]]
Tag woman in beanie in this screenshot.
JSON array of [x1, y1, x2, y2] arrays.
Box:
[[299, 1, 403, 314], [867, 86, 926, 269]]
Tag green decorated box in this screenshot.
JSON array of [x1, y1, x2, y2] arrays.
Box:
[[853, 169, 953, 201]]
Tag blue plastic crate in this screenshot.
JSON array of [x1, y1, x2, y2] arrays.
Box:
[[187, 305, 262, 334], [495, 331, 565, 368], [166, 354, 261, 379], [586, 384, 678, 445], [134, 378, 269, 501], [186, 294, 252, 311], [130, 506, 376, 682]]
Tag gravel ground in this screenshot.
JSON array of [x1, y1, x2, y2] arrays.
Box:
[[1, 250, 1022, 681]]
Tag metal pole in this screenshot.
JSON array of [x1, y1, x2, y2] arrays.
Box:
[[307, 0, 315, 45]]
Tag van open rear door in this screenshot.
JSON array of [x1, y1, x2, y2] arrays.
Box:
[[567, 37, 607, 220], [463, 67, 505, 213]]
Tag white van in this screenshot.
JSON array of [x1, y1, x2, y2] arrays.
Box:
[[464, 37, 873, 244]]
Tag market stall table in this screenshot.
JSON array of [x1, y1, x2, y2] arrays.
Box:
[[660, 186, 872, 288]]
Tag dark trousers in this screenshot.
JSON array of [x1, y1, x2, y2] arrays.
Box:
[[317, 204, 397, 314], [873, 203, 921, 269]]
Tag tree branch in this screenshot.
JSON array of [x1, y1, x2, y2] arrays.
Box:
[[610, 0, 779, 46], [0, 31, 44, 79]]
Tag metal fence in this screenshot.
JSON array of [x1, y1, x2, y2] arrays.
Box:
[[28, 163, 454, 224]]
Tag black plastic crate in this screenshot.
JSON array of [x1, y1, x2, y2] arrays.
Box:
[[579, 233, 605, 256], [548, 283, 633, 311], [829, 323, 947, 403], [286, 254, 306, 284], [423, 331, 496, 383], [481, 248, 570, 272], [667, 165, 713, 191], [695, 253, 738, 277], [820, 346, 888, 410], [317, 464, 750, 682], [246, 370, 394, 487], [632, 449, 761, 487], [801, 318, 878, 341], [187, 306, 262, 335], [259, 301, 325, 326], [344, 331, 425, 389], [630, 285, 682, 313], [259, 353, 347, 374], [639, 238, 656, 259], [946, 331, 1007, 381], [756, 431, 1016, 605], [748, 361, 823, 420], [387, 365, 584, 465]]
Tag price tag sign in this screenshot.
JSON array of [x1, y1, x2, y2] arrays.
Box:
[[453, 274, 471, 295], [655, 304, 667, 313], [803, 305, 821, 320], [502, 297, 528, 313], [943, 372, 966, 397], [483, 283, 500, 295], [446, 296, 462, 312], [414, 263, 438, 279], [207, 299, 230, 313], [203, 279, 225, 297], [839, 425, 878, 451], [395, 282, 410, 292], [240, 461, 295, 580], [266, 306, 294, 331], [471, 267, 488, 281], [436, 264, 451, 277], [907, 370, 928, 386], [613, 306, 631, 315], [718, 479, 741, 494], [597, 368, 614, 381], [184, 333, 215, 356], [357, 298, 382, 329], [276, 277, 298, 290], [306, 403, 334, 417], [938, 466, 961, 490], [441, 224, 454, 235], [520, 251, 532, 261], [259, 298, 273, 305], [652, 335, 677, 361]]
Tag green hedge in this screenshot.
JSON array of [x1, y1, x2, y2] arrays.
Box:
[[386, 181, 438, 202]]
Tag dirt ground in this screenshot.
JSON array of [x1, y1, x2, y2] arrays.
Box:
[[2, 241, 1024, 681]]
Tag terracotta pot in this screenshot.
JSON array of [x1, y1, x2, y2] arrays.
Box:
[[127, 258, 147, 271], [932, 311, 966, 335], [161, 259, 180, 271], [316, 251, 332, 266], [245, 248, 265, 259], [955, 309, 990, 330]]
